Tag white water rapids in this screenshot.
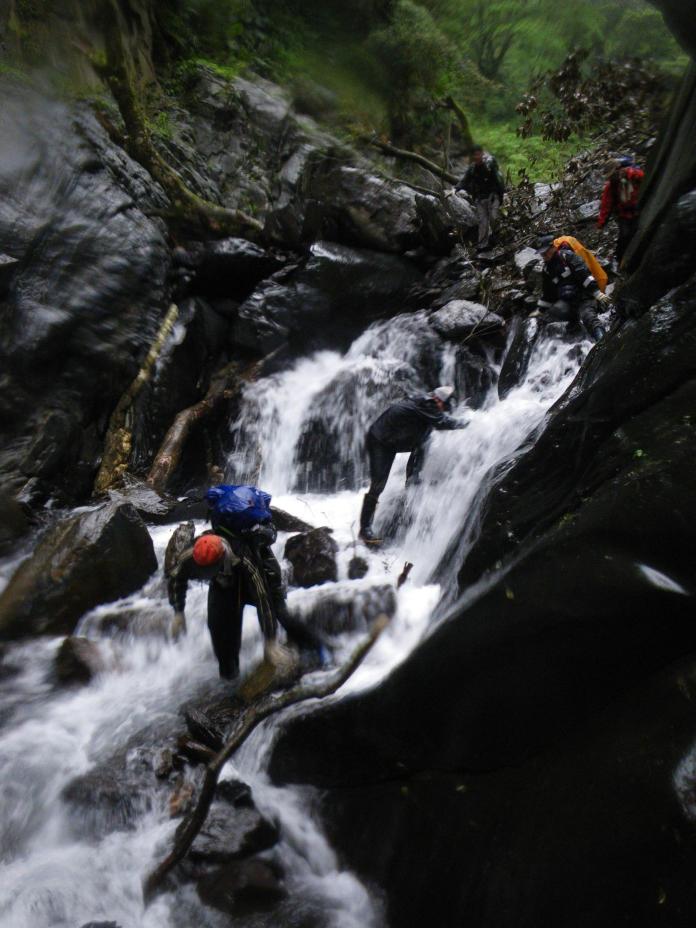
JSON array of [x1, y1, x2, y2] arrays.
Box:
[[0, 314, 590, 928]]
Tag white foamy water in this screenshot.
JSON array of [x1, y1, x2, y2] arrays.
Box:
[[0, 313, 589, 928]]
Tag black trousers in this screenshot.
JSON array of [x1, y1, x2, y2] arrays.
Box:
[[366, 433, 424, 504], [616, 217, 638, 264], [545, 298, 601, 333], [208, 547, 322, 678]]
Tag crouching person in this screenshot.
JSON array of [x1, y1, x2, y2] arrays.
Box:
[[167, 485, 326, 680]]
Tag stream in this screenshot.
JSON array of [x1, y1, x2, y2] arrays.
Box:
[[0, 314, 590, 928]]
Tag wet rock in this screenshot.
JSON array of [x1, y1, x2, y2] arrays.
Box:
[[0, 253, 18, 296], [54, 636, 105, 686], [284, 528, 338, 588], [0, 493, 31, 556], [180, 237, 282, 301], [164, 521, 195, 578], [348, 556, 369, 580], [574, 199, 600, 223], [0, 88, 170, 500], [0, 502, 157, 640], [217, 778, 254, 807], [429, 300, 505, 341], [452, 345, 497, 409], [80, 923, 121, 928], [498, 315, 542, 399], [234, 241, 423, 354], [513, 247, 540, 271], [293, 583, 397, 636], [270, 507, 314, 533], [197, 858, 286, 917], [189, 802, 279, 864]]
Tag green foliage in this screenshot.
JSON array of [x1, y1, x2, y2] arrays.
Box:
[[367, 0, 455, 140], [470, 118, 586, 182]]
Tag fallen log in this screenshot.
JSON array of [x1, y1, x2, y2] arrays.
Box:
[[145, 349, 277, 495], [94, 303, 179, 495], [142, 613, 391, 903]]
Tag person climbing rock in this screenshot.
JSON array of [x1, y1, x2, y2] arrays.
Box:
[[167, 486, 326, 680], [597, 155, 645, 269], [533, 234, 611, 342], [359, 386, 467, 545], [456, 145, 505, 251]]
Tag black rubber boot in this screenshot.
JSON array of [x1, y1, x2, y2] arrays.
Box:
[[359, 494, 382, 545]]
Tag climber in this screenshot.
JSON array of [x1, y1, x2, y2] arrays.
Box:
[[359, 386, 467, 545], [598, 155, 645, 269], [533, 234, 611, 342], [167, 486, 326, 680], [456, 145, 505, 251]]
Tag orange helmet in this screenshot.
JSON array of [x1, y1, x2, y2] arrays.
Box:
[[192, 534, 225, 567]]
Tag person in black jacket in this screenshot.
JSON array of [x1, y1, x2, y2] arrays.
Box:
[[533, 234, 611, 342], [167, 521, 325, 680], [456, 145, 505, 250], [359, 386, 467, 545]]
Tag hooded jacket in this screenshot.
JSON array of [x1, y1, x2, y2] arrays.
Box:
[[368, 395, 462, 452], [598, 166, 644, 226]]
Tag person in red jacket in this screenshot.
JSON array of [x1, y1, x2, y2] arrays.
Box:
[[597, 155, 644, 268]]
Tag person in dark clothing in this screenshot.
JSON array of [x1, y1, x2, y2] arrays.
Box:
[[533, 234, 610, 342], [456, 145, 505, 250], [598, 155, 644, 268], [168, 520, 324, 680], [359, 386, 467, 545]]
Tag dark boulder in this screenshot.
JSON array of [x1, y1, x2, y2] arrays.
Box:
[[178, 237, 282, 301], [348, 556, 369, 580], [284, 528, 338, 588], [234, 241, 423, 354], [497, 315, 543, 399], [189, 802, 279, 864], [0, 502, 157, 640], [196, 858, 286, 917], [54, 636, 105, 686], [0, 87, 170, 499], [293, 583, 397, 636], [0, 493, 31, 556], [454, 344, 497, 409]]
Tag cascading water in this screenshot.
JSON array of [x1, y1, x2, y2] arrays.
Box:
[[0, 313, 589, 928]]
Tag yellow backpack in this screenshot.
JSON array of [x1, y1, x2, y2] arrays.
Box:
[[553, 235, 608, 293]]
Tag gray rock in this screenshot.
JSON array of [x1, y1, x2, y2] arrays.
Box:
[[514, 247, 541, 271], [284, 528, 338, 588], [189, 802, 279, 864], [0, 503, 157, 640], [54, 636, 105, 685], [348, 556, 369, 580], [574, 199, 601, 222], [429, 300, 505, 340]]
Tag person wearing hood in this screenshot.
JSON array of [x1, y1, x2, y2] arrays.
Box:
[[359, 386, 467, 545], [598, 155, 644, 268], [533, 234, 610, 342]]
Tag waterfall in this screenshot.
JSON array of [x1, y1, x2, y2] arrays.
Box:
[[0, 315, 588, 928]]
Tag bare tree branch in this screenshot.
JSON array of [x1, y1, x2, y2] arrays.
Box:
[[362, 135, 458, 184], [143, 614, 391, 903]]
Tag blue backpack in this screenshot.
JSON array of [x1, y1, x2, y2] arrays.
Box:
[[206, 484, 272, 535]]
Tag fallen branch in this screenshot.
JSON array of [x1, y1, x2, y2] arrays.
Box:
[[94, 303, 179, 494], [143, 614, 391, 903], [362, 136, 458, 185]]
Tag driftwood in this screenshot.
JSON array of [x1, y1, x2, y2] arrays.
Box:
[[146, 355, 269, 495], [363, 136, 458, 185], [397, 562, 414, 589], [88, 0, 263, 240], [94, 303, 179, 494], [142, 613, 391, 903]]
